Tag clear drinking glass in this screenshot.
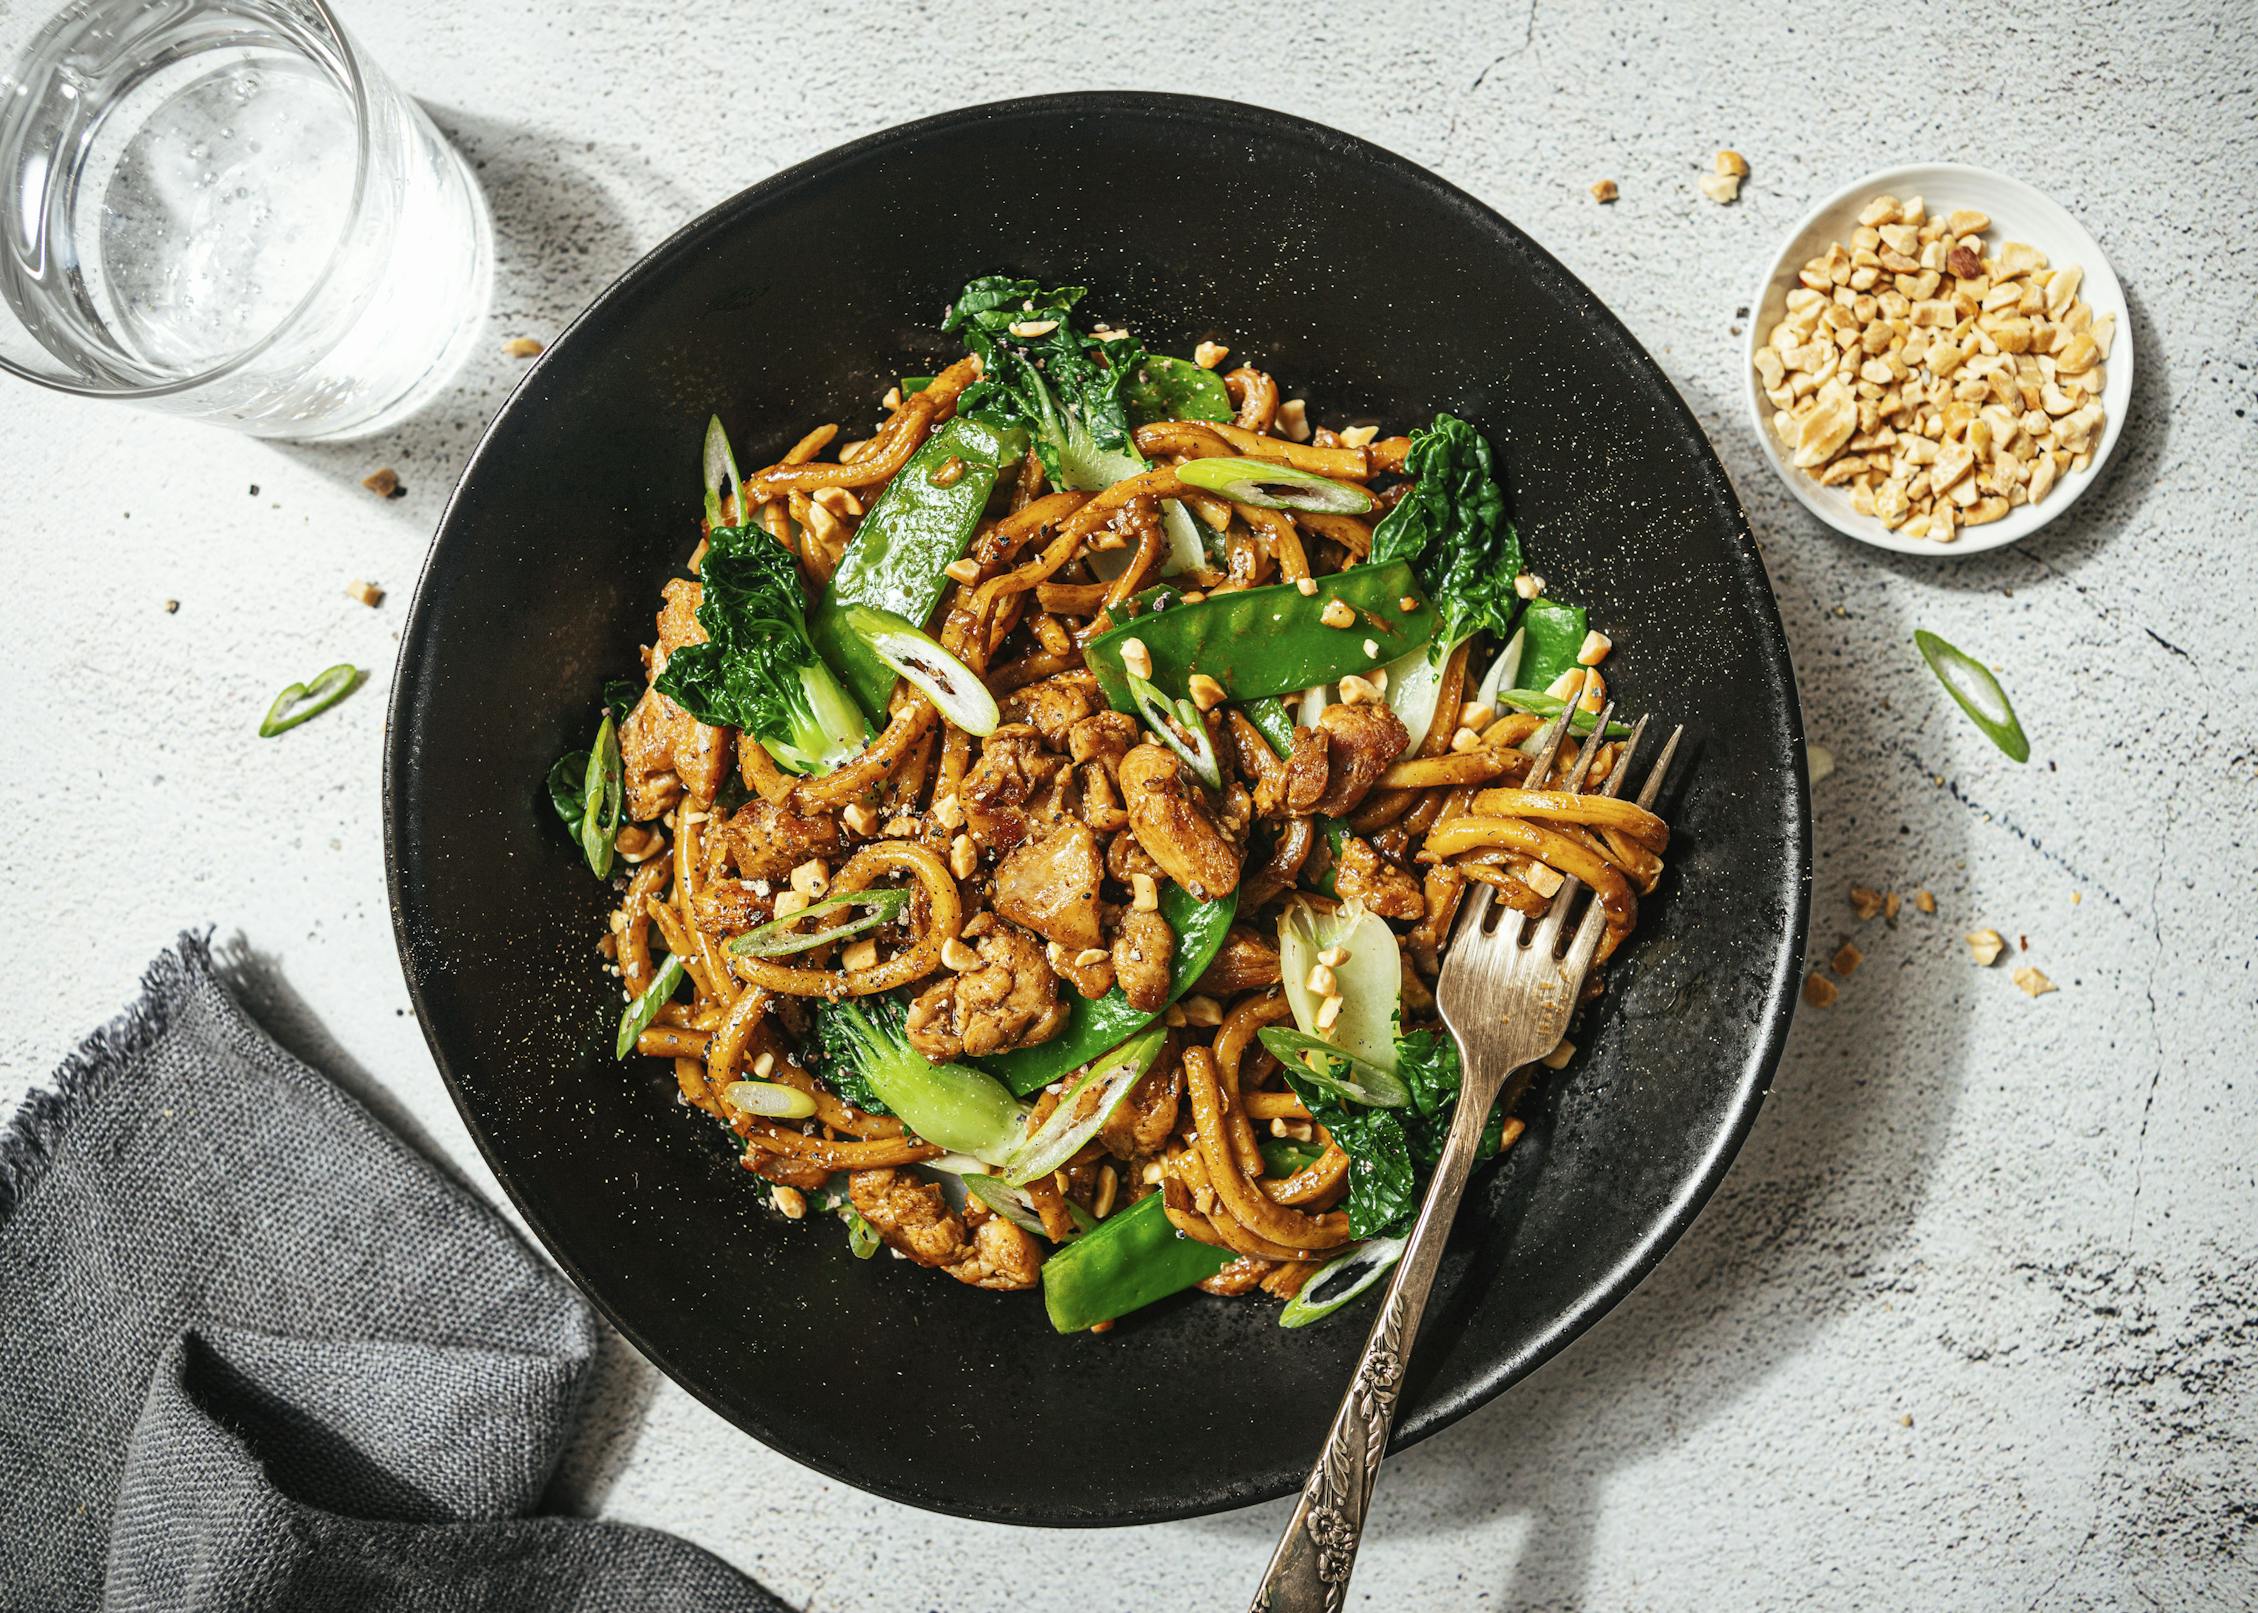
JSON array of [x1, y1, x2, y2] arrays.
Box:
[[0, 0, 491, 439]]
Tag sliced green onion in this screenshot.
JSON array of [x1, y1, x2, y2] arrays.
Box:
[[1279, 1237, 1406, 1327], [580, 714, 624, 877], [962, 1173, 1049, 1236], [1066, 1199, 1099, 1234], [547, 750, 590, 828], [842, 1204, 881, 1258], [726, 887, 912, 958], [1491, 689, 1631, 738], [899, 375, 936, 396], [1175, 456, 1375, 515], [1126, 670, 1223, 791], [258, 663, 361, 738], [842, 605, 999, 736], [702, 415, 746, 529], [1000, 1027, 1167, 1187], [1257, 1026, 1412, 1109], [616, 951, 686, 1059], [1915, 629, 2030, 763], [722, 1079, 818, 1120]]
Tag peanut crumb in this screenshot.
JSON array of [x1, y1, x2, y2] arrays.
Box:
[[2011, 964, 2057, 998], [1589, 178, 1619, 204], [1832, 942, 1863, 976], [1295, 577, 1319, 597], [361, 467, 402, 498], [1965, 929, 2006, 967], [1802, 971, 1839, 1007], [1193, 340, 1230, 370], [1714, 149, 1750, 178], [501, 336, 544, 358], [345, 579, 384, 607], [1849, 885, 1885, 921], [1319, 598, 1357, 630], [1699, 171, 1742, 204], [1541, 1037, 1577, 1068], [1915, 889, 1936, 914]]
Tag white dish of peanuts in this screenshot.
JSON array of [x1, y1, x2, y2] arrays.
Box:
[[1744, 163, 2131, 556]]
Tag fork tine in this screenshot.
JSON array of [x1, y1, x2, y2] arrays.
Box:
[[1459, 877, 1496, 935], [1559, 700, 1617, 792], [1597, 713, 1650, 801], [1633, 724, 1685, 811], [1520, 670, 1588, 790], [1564, 887, 1609, 976]]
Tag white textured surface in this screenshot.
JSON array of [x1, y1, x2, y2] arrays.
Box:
[[4, 1, 2254, 1608]]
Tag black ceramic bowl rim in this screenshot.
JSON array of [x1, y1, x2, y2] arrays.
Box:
[[386, 90, 1809, 1526]]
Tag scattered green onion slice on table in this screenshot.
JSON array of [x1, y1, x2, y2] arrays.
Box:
[[1279, 1237, 1406, 1328], [1914, 629, 2030, 763], [726, 888, 911, 958], [1174, 456, 1375, 515], [1256, 1026, 1412, 1109], [1125, 670, 1222, 790], [702, 414, 746, 528], [615, 951, 685, 1059], [579, 714, 624, 877], [842, 1205, 881, 1259], [842, 605, 999, 735], [1489, 689, 1631, 739], [258, 663, 360, 738], [722, 1080, 818, 1120]]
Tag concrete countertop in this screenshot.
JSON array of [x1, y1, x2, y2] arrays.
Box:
[[3, 1, 2250, 1606]]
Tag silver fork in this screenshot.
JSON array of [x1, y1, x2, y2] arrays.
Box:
[[1251, 680, 1683, 1613]]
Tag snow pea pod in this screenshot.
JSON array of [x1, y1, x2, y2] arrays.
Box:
[[977, 882, 1237, 1097], [809, 414, 1028, 721], [1083, 560, 1434, 712], [1040, 1193, 1231, 1332]]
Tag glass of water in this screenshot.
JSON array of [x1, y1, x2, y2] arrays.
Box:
[[0, 0, 491, 439]]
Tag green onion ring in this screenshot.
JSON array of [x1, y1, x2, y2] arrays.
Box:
[[258, 663, 361, 738], [726, 887, 912, 958], [1125, 671, 1223, 791], [1175, 456, 1375, 515]]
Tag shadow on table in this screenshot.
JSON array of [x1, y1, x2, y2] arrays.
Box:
[[264, 103, 703, 511], [1186, 360, 1981, 1605]]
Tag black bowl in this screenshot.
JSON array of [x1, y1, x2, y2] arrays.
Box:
[[386, 92, 1809, 1527]]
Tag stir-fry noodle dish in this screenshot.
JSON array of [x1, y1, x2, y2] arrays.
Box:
[[548, 278, 1669, 1332]]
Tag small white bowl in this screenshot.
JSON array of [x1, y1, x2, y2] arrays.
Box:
[[1743, 162, 2132, 557]]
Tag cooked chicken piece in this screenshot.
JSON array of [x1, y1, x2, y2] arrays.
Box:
[[692, 881, 767, 938], [741, 1149, 829, 1193], [905, 925, 1067, 1059], [1100, 1056, 1182, 1159], [847, 1169, 1040, 1291], [620, 580, 734, 814], [992, 819, 1104, 951], [1077, 762, 1129, 834], [1194, 926, 1282, 996], [1052, 944, 1115, 1000], [718, 797, 842, 885], [1065, 710, 1141, 773], [1227, 712, 1331, 818], [1197, 1254, 1275, 1296], [950, 1213, 1044, 1290], [653, 578, 706, 669], [1118, 743, 1243, 900], [1105, 826, 1165, 885], [1003, 671, 1099, 750], [961, 724, 1064, 853], [1111, 905, 1175, 1012], [1334, 834, 1426, 920], [1312, 700, 1410, 816], [620, 684, 687, 821]]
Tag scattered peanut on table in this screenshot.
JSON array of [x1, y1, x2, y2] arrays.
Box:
[[1757, 194, 2114, 541]]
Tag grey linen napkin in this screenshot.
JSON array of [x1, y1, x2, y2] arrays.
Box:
[[0, 934, 788, 1613]]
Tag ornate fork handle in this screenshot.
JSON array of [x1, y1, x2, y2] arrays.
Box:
[[1250, 1060, 1490, 1613]]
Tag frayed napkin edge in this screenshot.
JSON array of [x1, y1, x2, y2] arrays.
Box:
[[0, 928, 214, 1224]]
